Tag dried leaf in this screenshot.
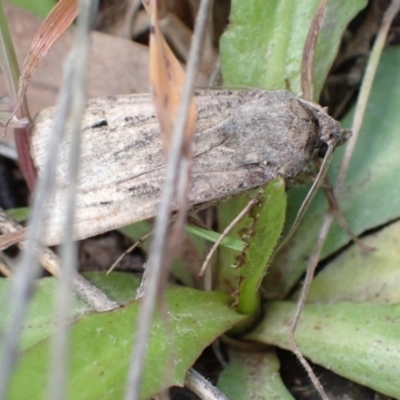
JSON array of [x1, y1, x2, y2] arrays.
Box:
[[0, 229, 26, 251], [142, 0, 197, 155], [301, 0, 328, 101], [14, 0, 78, 118]]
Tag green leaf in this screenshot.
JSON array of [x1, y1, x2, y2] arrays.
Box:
[[8, 286, 246, 400], [220, 0, 367, 96], [119, 220, 204, 287], [0, 273, 140, 351], [84, 272, 142, 304], [236, 179, 286, 315], [247, 301, 400, 398], [7, 0, 56, 18], [265, 47, 400, 298], [5, 207, 28, 222], [0, 278, 90, 351], [218, 348, 294, 400], [185, 225, 245, 252], [118, 220, 153, 252], [216, 179, 286, 318], [295, 219, 400, 304]]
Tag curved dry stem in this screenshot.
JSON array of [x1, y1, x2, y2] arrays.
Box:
[[123, 1, 214, 399], [274, 145, 333, 258], [107, 230, 153, 275]]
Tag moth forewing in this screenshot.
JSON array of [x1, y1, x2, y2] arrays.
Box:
[[30, 90, 349, 246]]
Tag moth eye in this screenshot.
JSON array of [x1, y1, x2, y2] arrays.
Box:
[[317, 142, 328, 158]]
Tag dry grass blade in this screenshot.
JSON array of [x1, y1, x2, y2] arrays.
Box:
[[11, 0, 77, 122], [0, 2, 35, 187], [292, 1, 336, 397], [0, 2, 26, 121], [143, 0, 197, 155], [143, 0, 198, 259], [273, 145, 333, 257], [0, 4, 108, 394], [0, 229, 26, 251], [290, 213, 333, 400], [301, 0, 327, 101], [48, 1, 96, 399], [106, 230, 153, 275], [124, 1, 213, 399]]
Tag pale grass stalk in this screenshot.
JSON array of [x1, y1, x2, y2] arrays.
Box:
[[124, 1, 214, 399]]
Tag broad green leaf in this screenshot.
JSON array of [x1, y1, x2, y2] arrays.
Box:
[[236, 179, 286, 315], [247, 301, 400, 398], [216, 179, 286, 318], [9, 286, 246, 400], [295, 219, 400, 304], [265, 47, 400, 298], [220, 0, 367, 97], [218, 348, 294, 400], [0, 277, 90, 351], [0, 273, 140, 351]]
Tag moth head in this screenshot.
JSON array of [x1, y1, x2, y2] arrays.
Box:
[[316, 111, 352, 158], [298, 97, 352, 156]]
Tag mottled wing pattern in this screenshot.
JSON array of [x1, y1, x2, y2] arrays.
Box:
[[31, 91, 323, 245]]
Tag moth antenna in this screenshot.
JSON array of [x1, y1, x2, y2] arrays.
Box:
[[273, 145, 334, 256]]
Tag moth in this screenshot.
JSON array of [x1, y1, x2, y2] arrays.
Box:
[[30, 90, 350, 246]]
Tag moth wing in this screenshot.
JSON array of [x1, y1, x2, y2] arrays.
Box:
[[30, 93, 236, 245]]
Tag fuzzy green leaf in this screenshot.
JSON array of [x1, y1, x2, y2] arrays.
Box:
[[7, 283, 246, 400], [248, 301, 400, 398], [218, 348, 294, 400]]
